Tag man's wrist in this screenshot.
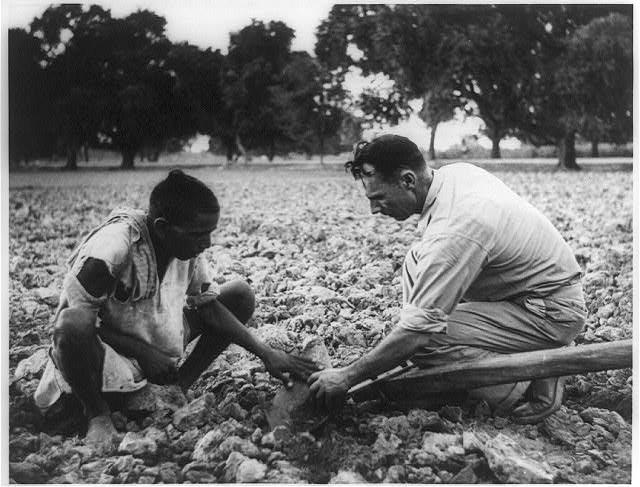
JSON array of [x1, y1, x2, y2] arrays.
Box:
[[255, 342, 274, 365], [342, 363, 363, 389]]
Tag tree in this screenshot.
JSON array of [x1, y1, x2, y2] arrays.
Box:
[[224, 20, 296, 161], [165, 43, 227, 156], [420, 87, 460, 160], [315, 5, 461, 159], [99, 10, 192, 168], [55, 86, 103, 169], [25, 6, 199, 169], [277, 52, 345, 163], [513, 5, 632, 169], [316, 4, 631, 166], [26, 5, 113, 168], [557, 13, 633, 155], [108, 84, 154, 168], [8, 28, 54, 165], [444, 5, 548, 159]]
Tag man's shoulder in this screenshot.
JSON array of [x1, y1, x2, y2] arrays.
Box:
[[92, 219, 134, 238], [440, 163, 515, 206], [439, 162, 497, 183], [91, 219, 136, 247], [79, 220, 137, 271], [423, 165, 506, 245]]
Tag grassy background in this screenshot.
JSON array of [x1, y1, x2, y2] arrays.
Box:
[[8, 140, 634, 171]]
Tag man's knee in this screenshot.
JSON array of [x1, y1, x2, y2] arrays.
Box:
[[217, 280, 255, 324], [53, 308, 98, 350], [554, 315, 587, 346]]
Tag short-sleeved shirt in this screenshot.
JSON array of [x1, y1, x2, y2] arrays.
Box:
[[62, 220, 212, 359], [34, 208, 214, 409], [399, 163, 582, 333]]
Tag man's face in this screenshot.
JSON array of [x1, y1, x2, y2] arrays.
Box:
[[163, 210, 219, 260], [360, 163, 416, 221]]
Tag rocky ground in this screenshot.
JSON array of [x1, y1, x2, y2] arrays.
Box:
[[8, 166, 633, 483]]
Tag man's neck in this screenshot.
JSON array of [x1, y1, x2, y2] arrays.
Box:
[[414, 167, 434, 215], [145, 215, 170, 281]]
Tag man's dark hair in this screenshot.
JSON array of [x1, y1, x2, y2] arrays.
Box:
[[149, 169, 219, 224], [345, 134, 426, 180]]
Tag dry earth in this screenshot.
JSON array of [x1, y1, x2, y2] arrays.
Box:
[[8, 165, 633, 483]]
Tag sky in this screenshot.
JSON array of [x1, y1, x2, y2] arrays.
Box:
[[4, 0, 332, 54], [3, 0, 508, 151]]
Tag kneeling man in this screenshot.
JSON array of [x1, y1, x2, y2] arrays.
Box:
[[308, 135, 586, 423], [35, 169, 316, 448]]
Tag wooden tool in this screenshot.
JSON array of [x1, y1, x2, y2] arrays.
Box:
[[348, 339, 632, 402]]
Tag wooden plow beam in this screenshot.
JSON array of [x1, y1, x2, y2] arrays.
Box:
[[348, 339, 632, 403]]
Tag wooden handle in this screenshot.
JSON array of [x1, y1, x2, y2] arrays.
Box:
[[348, 339, 632, 402]]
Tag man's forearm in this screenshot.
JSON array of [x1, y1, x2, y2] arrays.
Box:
[[198, 299, 272, 361], [343, 326, 432, 388], [98, 326, 164, 361]]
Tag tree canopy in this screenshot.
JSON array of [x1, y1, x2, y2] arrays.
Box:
[[8, 4, 633, 169], [314, 4, 632, 167], [9, 9, 347, 168]]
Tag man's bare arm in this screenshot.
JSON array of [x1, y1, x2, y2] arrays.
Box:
[[197, 299, 272, 359], [97, 327, 179, 383], [308, 326, 433, 410], [76, 258, 178, 382], [197, 299, 318, 383], [343, 326, 432, 387]]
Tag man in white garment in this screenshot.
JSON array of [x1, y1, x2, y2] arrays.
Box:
[[35, 169, 316, 450], [308, 135, 587, 423]]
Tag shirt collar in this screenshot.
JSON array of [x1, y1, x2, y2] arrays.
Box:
[[417, 168, 443, 231]]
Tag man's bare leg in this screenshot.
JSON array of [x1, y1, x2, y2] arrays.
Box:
[[179, 280, 255, 391], [52, 308, 118, 449]]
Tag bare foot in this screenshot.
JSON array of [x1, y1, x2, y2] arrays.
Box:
[[85, 415, 119, 452]]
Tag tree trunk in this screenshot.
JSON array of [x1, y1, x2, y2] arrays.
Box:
[[557, 130, 580, 170], [220, 134, 234, 167], [591, 139, 599, 157], [428, 122, 438, 160], [120, 148, 136, 169], [235, 134, 249, 164], [267, 139, 275, 162], [319, 114, 326, 165], [208, 136, 218, 154], [65, 143, 78, 170], [148, 147, 160, 162], [225, 144, 234, 167], [491, 131, 501, 159]]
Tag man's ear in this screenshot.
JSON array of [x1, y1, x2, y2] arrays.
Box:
[[399, 170, 417, 190], [153, 217, 170, 239]]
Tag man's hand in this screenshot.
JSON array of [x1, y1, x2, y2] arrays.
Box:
[[263, 349, 319, 388], [135, 348, 179, 385], [307, 368, 350, 411], [98, 327, 179, 385]]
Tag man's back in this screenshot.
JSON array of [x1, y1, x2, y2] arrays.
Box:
[[415, 163, 582, 302]]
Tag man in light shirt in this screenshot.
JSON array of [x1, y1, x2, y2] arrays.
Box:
[[308, 135, 587, 423]]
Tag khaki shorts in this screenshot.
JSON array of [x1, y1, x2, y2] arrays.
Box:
[[33, 305, 211, 411], [34, 289, 222, 412], [34, 337, 149, 411]]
